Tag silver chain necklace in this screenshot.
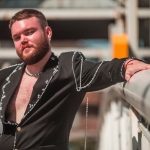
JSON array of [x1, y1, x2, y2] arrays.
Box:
[[25, 69, 42, 77]]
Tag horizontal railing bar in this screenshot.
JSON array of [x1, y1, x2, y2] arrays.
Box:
[[138, 122, 150, 142], [105, 70, 150, 123], [118, 71, 150, 123]]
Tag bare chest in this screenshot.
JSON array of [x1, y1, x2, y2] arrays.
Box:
[[6, 74, 38, 123]]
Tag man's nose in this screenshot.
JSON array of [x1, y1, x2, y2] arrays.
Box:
[[21, 36, 28, 45]]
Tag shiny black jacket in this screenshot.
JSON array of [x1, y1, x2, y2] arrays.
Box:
[[0, 51, 126, 150]]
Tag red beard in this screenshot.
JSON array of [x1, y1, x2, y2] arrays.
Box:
[[17, 34, 50, 65]]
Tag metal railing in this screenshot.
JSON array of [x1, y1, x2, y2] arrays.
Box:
[[98, 70, 150, 150]]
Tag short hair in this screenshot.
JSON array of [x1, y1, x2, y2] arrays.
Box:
[[9, 9, 48, 29]]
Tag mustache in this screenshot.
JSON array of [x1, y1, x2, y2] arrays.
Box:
[[21, 44, 34, 51]]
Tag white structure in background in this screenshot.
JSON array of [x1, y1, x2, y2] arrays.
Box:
[[125, 0, 150, 58], [0, 0, 149, 59]]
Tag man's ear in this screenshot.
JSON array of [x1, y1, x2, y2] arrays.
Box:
[[45, 26, 52, 39]]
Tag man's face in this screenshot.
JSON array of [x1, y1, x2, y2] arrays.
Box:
[[11, 17, 52, 65]]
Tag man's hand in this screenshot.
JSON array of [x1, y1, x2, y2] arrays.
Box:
[[124, 59, 150, 82]]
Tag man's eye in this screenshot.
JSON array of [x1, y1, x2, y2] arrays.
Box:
[[26, 30, 34, 35], [13, 37, 20, 41]]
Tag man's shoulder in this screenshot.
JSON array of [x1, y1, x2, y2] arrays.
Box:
[[59, 51, 85, 59], [0, 64, 18, 71], [0, 63, 23, 74]]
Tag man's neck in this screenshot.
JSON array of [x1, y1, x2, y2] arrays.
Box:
[[25, 50, 52, 74]]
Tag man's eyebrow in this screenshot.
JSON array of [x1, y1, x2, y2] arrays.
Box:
[[12, 27, 36, 38], [23, 27, 37, 32]]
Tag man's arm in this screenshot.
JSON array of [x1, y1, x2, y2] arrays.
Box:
[[71, 51, 126, 92]]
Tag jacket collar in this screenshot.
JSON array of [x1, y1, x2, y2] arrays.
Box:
[[0, 63, 24, 119], [0, 52, 59, 123]]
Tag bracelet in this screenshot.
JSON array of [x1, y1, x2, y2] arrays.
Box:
[[121, 57, 146, 79]]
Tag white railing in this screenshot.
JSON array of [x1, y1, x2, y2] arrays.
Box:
[[98, 70, 150, 150]]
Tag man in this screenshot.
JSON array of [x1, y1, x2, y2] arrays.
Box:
[[0, 9, 149, 150]]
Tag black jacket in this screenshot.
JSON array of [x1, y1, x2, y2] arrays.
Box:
[[0, 51, 126, 150]]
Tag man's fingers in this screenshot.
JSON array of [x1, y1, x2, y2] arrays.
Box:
[[125, 73, 131, 82], [146, 65, 150, 69]]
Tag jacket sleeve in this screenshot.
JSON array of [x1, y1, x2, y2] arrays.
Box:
[[72, 51, 126, 92]]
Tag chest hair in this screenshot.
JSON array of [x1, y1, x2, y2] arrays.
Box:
[[6, 73, 38, 123]]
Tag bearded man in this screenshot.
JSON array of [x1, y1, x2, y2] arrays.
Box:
[[0, 9, 149, 150]]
